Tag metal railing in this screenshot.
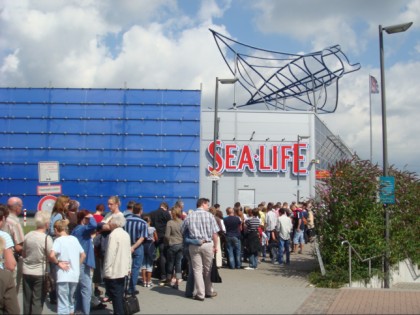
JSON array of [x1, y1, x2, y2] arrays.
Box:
[[341, 240, 383, 287]]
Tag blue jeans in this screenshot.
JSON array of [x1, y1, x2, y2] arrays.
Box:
[[166, 243, 183, 279], [157, 241, 168, 280], [248, 253, 258, 269], [105, 277, 125, 315], [261, 244, 267, 260], [75, 263, 92, 315], [278, 238, 291, 264], [142, 240, 156, 272], [130, 245, 144, 293], [57, 282, 77, 315], [226, 236, 241, 269], [183, 246, 195, 297]]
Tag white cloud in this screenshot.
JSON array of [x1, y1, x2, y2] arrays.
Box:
[[0, 0, 419, 175]]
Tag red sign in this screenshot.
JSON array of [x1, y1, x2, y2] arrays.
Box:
[[207, 141, 309, 176], [316, 169, 331, 179], [37, 195, 57, 212]]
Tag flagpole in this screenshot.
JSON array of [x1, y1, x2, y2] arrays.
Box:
[[369, 75, 373, 162]]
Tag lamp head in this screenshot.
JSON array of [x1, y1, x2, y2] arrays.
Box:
[[298, 135, 310, 141], [383, 22, 413, 34], [218, 78, 238, 84]]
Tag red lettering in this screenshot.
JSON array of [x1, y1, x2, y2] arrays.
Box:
[[281, 145, 293, 172], [206, 142, 309, 176], [258, 145, 272, 172], [237, 145, 256, 172], [225, 144, 239, 171], [207, 140, 224, 173], [293, 143, 308, 175]]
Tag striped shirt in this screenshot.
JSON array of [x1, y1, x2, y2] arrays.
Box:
[[124, 215, 148, 245], [246, 217, 261, 232], [181, 209, 219, 242]]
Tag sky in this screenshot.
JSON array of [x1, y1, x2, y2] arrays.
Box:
[[1, 0, 420, 176]]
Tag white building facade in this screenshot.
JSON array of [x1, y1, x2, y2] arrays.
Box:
[[199, 109, 352, 208]]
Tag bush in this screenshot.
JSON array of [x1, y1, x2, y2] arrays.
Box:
[[311, 157, 420, 287]]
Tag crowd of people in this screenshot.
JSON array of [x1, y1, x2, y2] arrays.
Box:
[[0, 195, 315, 314]]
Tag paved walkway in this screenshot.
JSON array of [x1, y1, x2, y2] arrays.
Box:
[[19, 241, 419, 314]]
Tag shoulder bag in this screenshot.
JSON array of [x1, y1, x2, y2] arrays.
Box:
[[210, 255, 222, 283], [43, 235, 53, 295], [123, 275, 140, 314]]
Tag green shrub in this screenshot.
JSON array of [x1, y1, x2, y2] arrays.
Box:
[[311, 157, 420, 287]]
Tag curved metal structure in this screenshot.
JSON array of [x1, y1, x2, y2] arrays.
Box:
[[210, 29, 361, 113]]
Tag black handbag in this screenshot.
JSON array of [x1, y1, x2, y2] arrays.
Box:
[[124, 276, 140, 315], [210, 257, 222, 283]]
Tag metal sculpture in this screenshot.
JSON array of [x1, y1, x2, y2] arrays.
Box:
[[210, 29, 361, 113]]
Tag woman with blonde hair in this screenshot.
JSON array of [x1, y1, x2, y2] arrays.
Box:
[[164, 206, 184, 289], [49, 219, 86, 315], [22, 211, 53, 314], [48, 195, 70, 237]]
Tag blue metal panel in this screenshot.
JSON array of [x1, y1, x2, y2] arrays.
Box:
[[0, 88, 201, 213]]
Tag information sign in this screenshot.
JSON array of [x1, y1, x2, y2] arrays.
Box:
[[379, 176, 395, 204]]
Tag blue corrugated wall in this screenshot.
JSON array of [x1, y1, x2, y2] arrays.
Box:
[[0, 87, 201, 213]]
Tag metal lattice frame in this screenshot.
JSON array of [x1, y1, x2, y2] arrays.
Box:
[[210, 29, 361, 113]]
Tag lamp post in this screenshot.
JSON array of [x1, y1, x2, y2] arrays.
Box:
[[296, 135, 310, 202], [379, 21, 412, 289], [211, 77, 238, 205]]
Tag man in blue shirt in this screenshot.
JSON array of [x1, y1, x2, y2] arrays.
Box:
[[124, 203, 148, 295], [223, 207, 242, 269], [71, 210, 98, 314]]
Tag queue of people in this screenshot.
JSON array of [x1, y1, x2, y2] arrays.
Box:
[[0, 194, 315, 314]]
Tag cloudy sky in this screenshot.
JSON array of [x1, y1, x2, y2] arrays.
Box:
[[1, 0, 419, 175]]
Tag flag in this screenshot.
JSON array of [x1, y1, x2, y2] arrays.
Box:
[[370, 75, 379, 94]]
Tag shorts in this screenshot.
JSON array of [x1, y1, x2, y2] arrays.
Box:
[[293, 230, 304, 244]]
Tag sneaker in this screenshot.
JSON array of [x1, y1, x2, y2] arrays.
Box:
[[205, 291, 217, 298], [244, 267, 254, 270], [273, 261, 279, 265]]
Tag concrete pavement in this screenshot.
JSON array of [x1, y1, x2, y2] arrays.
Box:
[[19, 241, 420, 314]]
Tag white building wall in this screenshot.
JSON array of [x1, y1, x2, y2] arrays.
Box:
[[200, 109, 317, 208]]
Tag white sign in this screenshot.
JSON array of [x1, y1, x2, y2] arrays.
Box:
[[37, 195, 57, 213], [37, 184, 62, 195], [38, 161, 60, 183]]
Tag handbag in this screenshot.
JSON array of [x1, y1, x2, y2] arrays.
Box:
[[210, 256, 222, 283], [123, 276, 140, 315], [43, 235, 52, 295]]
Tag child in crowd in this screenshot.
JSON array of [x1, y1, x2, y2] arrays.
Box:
[[141, 216, 158, 287], [259, 226, 268, 262]]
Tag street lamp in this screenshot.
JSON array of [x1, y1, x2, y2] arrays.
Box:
[[379, 21, 412, 289], [296, 135, 310, 202], [211, 77, 238, 205]]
